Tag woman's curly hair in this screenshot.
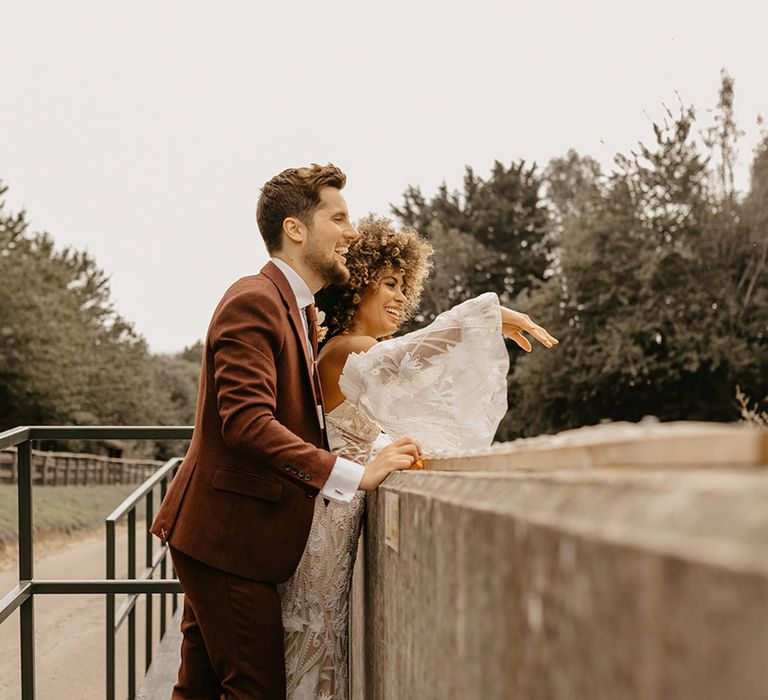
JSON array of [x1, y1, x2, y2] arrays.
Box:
[[316, 216, 434, 340]]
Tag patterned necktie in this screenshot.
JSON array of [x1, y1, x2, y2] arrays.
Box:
[[305, 303, 319, 359], [305, 303, 327, 447]]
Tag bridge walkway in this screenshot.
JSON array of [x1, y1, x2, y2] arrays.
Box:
[[137, 608, 182, 700]]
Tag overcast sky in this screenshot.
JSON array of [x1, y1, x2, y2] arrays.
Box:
[[2, 0, 766, 353]]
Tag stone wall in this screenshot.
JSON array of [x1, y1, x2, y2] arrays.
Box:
[[349, 422, 768, 700]]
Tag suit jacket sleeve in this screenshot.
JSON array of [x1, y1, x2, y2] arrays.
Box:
[[209, 287, 336, 490]]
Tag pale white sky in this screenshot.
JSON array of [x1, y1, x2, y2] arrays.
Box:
[[2, 0, 766, 352]]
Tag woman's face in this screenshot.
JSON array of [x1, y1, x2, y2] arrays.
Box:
[[354, 268, 408, 339]]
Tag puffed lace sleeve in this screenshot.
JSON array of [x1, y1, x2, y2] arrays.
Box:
[[338, 292, 509, 455]]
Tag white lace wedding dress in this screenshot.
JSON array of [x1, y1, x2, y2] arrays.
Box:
[[277, 293, 509, 700]]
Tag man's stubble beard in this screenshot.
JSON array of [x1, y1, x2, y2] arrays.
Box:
[[304, 237, 350, 287]]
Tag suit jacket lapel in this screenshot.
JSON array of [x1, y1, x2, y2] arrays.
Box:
[[262, 261, 319, 403]]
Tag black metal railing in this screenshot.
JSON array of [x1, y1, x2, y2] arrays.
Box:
[[0, 426, 192, 700], [106, 452, 183, 699]]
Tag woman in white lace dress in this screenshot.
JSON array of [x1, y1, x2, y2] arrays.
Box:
[[277, 217, 558, 699]]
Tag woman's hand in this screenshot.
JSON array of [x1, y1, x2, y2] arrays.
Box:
[[500, 308, 559, 352]]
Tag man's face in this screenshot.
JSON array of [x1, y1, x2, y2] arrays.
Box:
[[302, 187, 358, 286]]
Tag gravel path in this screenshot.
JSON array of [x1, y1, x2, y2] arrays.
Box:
[[0, 527, 177, 700]]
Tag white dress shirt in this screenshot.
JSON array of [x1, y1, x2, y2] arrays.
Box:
[[270, 257, 365, 503]]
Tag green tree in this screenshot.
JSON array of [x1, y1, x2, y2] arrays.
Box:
[[392, 160, 552, 319], [502, 83, 768, 438], [0, 182, 150, 430], [178, 340, 204, 366], [735, 131, 768, 390], [145, 352, 199, 459], [0, 181, 202, 458]]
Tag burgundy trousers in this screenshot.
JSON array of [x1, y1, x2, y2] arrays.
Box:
[[169, 546, 286, 700]]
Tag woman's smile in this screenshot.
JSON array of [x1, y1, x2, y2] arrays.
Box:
[[353, 268, 408, 338]]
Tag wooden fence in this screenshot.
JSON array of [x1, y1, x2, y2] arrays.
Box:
[[0, 447, 165, 486]]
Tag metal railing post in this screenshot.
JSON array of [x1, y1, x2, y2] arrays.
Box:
[[0, 426, 190, 700], [127, 509, 136, 699], [106, 518, 116, 700], [145, 489, 154, 671], [159, 478, 168, 638], [18, 439, 35, 700]]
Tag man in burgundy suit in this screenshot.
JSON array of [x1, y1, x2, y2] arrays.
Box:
[[151, 164, 421, 699]]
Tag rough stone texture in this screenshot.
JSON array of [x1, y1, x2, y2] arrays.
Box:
[[428, 421, 768, 471], [352, 423, 768, 700]]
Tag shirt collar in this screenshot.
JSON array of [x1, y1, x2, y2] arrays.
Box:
[[269, 256, 314, 310]]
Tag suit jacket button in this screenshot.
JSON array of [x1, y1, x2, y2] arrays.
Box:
[[284, 465, 291, 471], [303, 474, 311, 481]]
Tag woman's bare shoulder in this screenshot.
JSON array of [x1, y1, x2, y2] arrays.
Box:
[[317, 335, 379, 411], [319, 334, 378, 363]]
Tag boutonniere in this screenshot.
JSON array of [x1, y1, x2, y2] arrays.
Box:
[[316, 309, 328, 343]]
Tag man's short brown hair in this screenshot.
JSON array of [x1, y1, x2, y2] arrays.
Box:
[[256, 163, 347, 253]]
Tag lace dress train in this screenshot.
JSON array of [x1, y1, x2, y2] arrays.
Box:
[[277, 403, 377, 700], [278, 293, 509, 699]]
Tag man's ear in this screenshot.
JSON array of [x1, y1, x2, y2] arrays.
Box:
[[282, 217, 305, 245]]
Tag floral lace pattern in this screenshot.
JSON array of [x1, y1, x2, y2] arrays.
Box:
[[278, 403, 377, 700], [340, 292, 508, 455], [278, 293, 508, 699]]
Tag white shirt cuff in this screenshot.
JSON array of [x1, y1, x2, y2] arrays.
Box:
[[320, 456, 365, 503]]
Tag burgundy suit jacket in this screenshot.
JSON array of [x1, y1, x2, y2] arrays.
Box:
[[151, 261, 337, 582]]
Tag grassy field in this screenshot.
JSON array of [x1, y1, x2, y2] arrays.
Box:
[[0, 483, 147, 543]]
